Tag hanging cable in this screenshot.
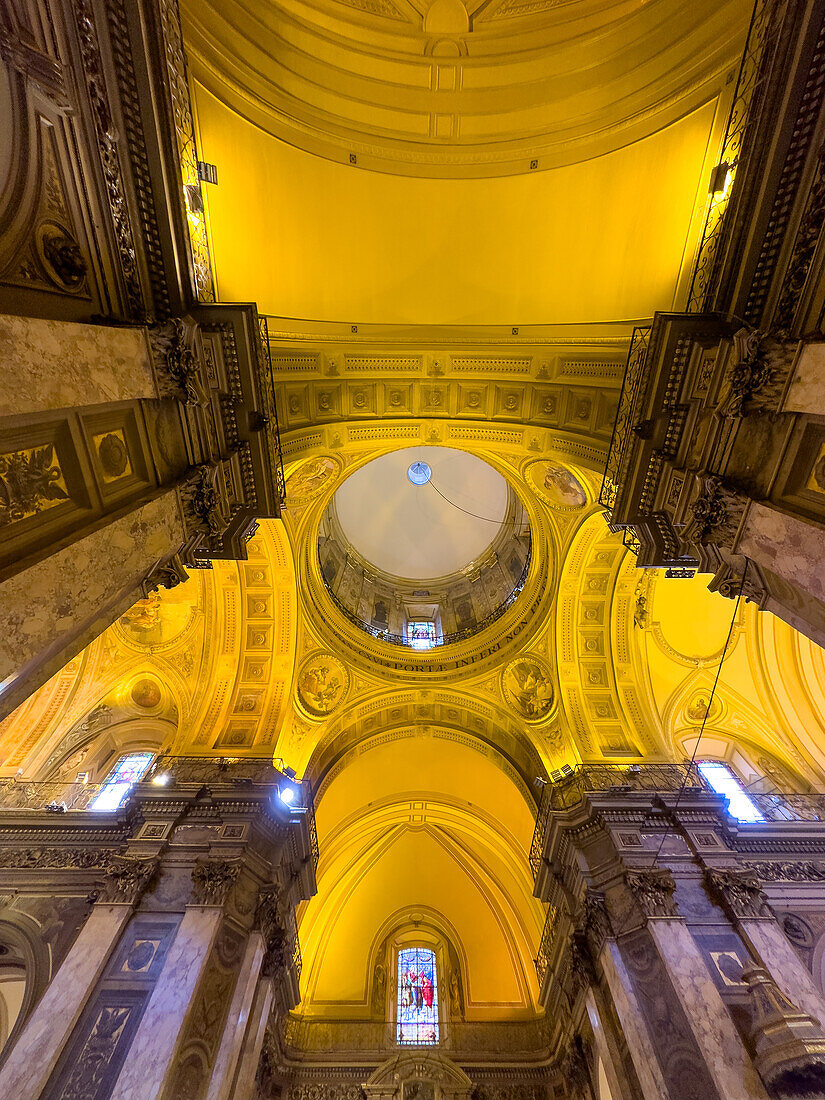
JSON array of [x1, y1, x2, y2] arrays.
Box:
[[426, 476, 525, 527]]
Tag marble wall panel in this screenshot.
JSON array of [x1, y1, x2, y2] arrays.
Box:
[[743, 918, 825, 1024], [0, 316, 156, 417]]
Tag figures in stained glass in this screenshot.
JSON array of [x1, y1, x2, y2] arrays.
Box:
[[397, 946, 439, 1045]]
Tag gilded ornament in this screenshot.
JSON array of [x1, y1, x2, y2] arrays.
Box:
[[297, 654, 348, 717], [502, 656, 553, 722]]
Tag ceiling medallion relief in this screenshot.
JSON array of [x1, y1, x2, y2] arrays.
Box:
[[501, 655, 554, 723], [297, 653, 350, 718]]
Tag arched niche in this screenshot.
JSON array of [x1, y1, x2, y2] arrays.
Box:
[[368, 910, 467, 1031], [0, 914, 52, 1066]]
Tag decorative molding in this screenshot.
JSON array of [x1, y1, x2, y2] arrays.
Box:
[[743, 860, 825, 882]]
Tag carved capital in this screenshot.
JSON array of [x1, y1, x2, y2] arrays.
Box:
[[718, 328, 797, 418], [705, 868, 771, 920], [685, 474, 748, 548], [707, 557, 768, 609], [579, 890, 611, 958], [191, 858, 240, 907], [180, 464, 231, 540], [98, 856, 158, 905], [142, 551, 189, 597], [149, 318, 207, 406], [256, 885, 290, 977], [625, 868, 680, 919]]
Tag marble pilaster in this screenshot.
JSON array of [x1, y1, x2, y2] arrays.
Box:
[[599, 941, 669, 1099], [781, 340, 825, 414], [0, 315, 156, 416], [741, 918, 825, 1025], [206, 931, 265, 1100], [0, 492, 185, 720], [647, 920, 769, 1100], [230, 978, 274, 1100], [0, 903, 131, 1100], [584, 987, 628, 1100], [109, 906, 222, 1100]]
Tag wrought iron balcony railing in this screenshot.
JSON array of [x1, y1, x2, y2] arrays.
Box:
[[599, 325, 652, 522], [257, 315, 286, 507]]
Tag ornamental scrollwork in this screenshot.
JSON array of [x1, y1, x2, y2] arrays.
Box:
[[256, 885, 294, 977], [191, 858, 240, 906], [704, 867, 771, 919], [625, 868, 679, 918], [98, 856, 159, 904], [180, 464, 231, 538]]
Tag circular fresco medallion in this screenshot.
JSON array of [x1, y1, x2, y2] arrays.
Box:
[[285, 455, 341, 504], [131, 677, 162, 709], [502, 655, 554, 722], [526, 460, 587, 508], [297, 653, 349, 717]]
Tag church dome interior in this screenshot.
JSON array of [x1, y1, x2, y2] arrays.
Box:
[[1, 0, 825, 1097]]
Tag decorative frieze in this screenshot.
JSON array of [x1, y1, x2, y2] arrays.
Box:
[[743, 860, 825, 882]]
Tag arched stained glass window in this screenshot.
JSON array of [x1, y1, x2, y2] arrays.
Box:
[[697, 760, 764, 822], [397, 946, 439, 1045], [90, 752, 154, 811]]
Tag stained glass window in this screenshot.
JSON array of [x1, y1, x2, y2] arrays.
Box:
[[397, 947, 439, 1045], [90, 752, 154, 811], [698, 760, 764, 822], [407, 621, 436, 650]]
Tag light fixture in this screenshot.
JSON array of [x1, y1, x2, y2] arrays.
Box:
[[152, 774, 170, 786], [709, 161, 732, 197], [278, 765, 300, 807], [408, 461, 432, 486]]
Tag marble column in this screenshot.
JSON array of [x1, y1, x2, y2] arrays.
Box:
[[230, 978, 274, 1100], [206, 932, 265, 1100], [109, 905, 222, 1100], [740, 918, 825, 1024], [599, 941, 669, 1099], [647, 920, 769, 1100], [0, 903, 131, 1099]]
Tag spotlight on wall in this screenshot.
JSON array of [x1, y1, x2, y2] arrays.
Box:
[[278, 766, 300, 807], [152, 774, 170, 786], [709, 161, 732, 196]]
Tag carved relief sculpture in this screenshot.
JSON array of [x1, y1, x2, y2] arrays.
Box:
[[99, 855, 159, 905]]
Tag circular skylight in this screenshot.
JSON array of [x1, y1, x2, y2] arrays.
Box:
[[407, 461, 432, 486]]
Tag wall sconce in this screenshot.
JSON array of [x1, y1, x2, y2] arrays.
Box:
[[709, 161, 732, 196]]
